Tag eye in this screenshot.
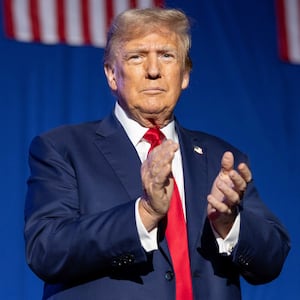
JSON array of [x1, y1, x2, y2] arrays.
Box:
[[129, 54, 140, 60], [160, 52, 176, 61], [127, 54, 143, 64]]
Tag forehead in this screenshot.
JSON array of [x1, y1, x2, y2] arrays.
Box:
[[122, 30, 179, 51]]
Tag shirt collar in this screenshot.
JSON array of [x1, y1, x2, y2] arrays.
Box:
[[114, 102, 177, 146]]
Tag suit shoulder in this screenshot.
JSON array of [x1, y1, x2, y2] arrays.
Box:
[[178, 125, 247, 159], [180, 126, 233, 146], [45, 120, 100, 135], [30, 120, 102, 150]]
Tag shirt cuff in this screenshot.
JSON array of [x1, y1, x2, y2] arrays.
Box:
[[135, 199, 158, 252], [211, 213, 240, 255]]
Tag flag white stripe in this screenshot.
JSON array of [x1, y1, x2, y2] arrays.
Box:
[[12, 0, 32, 41], [89, 0, 106, 47], [65, 0, 83, 45], [6, 0, 162, 47], [284, 0, 300, 63], [114, 0, 130, 15], [137, 0, 155, 8], [39, 0, 58, 44]]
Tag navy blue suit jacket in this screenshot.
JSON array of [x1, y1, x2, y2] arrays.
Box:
[[25, 112, 290, 300]]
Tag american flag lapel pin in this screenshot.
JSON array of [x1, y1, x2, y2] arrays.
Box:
[[193, 145, 203, 155]]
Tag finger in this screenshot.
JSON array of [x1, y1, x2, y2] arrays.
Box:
[[216, 180, 241, 206], [151, 139, 178, 156], [147, 141, 178, 167], [144, 164, 171, 189], [237, 163, 252, 183], [147, 152, 174, 181], [207, 194, 233, 214], [228, 170, 247, 193], [143, 144, 178, 190], [207, 201, 219, 221], [221, 151, 234, 173]]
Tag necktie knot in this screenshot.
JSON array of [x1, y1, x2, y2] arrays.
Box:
[[143, 128, 165, 152]]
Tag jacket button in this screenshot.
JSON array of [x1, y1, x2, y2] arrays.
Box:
[[111, 258, 121, 267], [238, 255, 249, 267], [165, 271, 174, 281]]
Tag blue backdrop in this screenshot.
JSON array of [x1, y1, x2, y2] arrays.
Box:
[[0, 1, 299, 299]]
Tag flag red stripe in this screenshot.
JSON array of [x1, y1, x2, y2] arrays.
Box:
[[154, 0, 165, 7], [29, 0, 41, 41], [105, 0, 114, 32], [276, 0, 289, 62], [298, 1, 300, 44], [129, 0, 137, 9], [81, 0, 91, 44], [3, 0, 14, 38], [2, 0, 166, 47], [56, 0, 66, 42]]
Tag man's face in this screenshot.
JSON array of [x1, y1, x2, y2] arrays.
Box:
[[105, 29, 190, 128]]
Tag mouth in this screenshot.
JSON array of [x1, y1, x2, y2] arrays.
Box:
[[141, 88, 165, 95]]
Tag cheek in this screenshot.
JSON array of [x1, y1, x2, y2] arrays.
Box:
[[114, 68, 124, 88], [168, 74, 186, 92], [120, 70, 144, 92]]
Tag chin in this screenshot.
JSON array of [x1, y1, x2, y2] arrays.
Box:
[[138, 112, 172, 128]]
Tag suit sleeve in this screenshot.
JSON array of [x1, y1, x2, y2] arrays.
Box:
[[231, 176, 291, 284], [199, 142, 290, 286], [24, 135, 148, 284]]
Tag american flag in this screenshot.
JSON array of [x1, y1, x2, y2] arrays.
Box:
[[276, 0, 300, 64], [3, 0, 165, 47]]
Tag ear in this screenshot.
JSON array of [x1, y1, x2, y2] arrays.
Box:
[[181, 71, 190, 90], [104, 64, 118, 91]]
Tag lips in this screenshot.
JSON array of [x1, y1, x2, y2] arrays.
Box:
[[141, 87, 165, 94]]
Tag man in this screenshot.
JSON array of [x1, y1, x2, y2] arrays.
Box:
[[25, 8, 290, 300]]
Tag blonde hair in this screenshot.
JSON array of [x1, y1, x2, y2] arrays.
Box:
[[104, 8, 192, 72]]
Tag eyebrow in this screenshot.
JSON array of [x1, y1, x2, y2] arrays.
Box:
[[124, 45, 178, 55], [127, 41, 178, 50]]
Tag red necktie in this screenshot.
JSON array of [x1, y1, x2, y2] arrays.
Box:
[[143, 128, 193, 300]]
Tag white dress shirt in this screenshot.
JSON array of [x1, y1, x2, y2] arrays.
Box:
[[114, 102, 240, 255]]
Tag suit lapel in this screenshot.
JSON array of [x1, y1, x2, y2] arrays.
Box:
[[176, 123, 209, 253], [94, 113, 143, 201], [159, 123, 210, 264]]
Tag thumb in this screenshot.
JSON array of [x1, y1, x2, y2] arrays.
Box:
[[221, 151, 234, 174]]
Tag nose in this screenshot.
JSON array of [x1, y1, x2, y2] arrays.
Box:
[[145, 54, 161, 79]]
